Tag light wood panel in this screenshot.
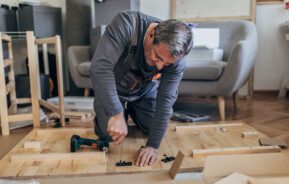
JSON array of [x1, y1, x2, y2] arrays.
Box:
[[0, 121, 276, 179], [0, 33, 34, 135], [26, 31, 65, 127], [172, 0, 256, 22], [192, 145, 280, 158]]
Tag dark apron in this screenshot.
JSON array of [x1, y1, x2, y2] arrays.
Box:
[[113, 44, 159, 102]]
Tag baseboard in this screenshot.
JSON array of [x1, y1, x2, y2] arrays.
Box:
[[253, 90, 279, 96]]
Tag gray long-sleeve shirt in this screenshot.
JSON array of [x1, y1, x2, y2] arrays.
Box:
[[89, 11, 185, 149]]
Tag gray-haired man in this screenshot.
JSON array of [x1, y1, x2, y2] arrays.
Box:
[[89, 11, 193, 167]]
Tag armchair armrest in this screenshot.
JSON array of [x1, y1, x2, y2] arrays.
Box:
[[67, 45, 91, 88], [218, 24, 258, 94], [68, 46, 90, 66]]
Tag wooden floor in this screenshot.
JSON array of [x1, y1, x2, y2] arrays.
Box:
[[175, 94, 289, 143], [0, 94, 289, 178]]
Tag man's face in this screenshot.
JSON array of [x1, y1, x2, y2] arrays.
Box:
[[144, 43, 176, 70], [144, 25, 177, 70]]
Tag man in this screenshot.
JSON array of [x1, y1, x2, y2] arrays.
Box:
[[89, 11, 193, 167]]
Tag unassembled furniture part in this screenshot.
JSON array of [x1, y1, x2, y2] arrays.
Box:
[[0, 33, 34, 135], [191, 145, 281, 158], [26, 31, 65, 127]]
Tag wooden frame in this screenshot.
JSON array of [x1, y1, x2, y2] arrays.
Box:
[[26, 31, 65, 128], [171, 0, 256, 22], [0, 33, 34, 135], [192, 145, 281, 158]]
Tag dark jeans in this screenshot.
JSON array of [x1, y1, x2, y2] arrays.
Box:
[[93, 86, 157, 141]]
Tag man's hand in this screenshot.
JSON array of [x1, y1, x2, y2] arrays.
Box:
[[107, 112, 128, 145], [134, 146, 158, 167]]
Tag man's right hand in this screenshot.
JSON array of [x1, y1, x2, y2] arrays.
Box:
[[107, 112, 128, 145]]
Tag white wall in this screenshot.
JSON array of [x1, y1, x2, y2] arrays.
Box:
[[140, 1, 289, 91], [255, 4, 289, 90], [140, 0, 171, 20], [1, 0, 289, 91]]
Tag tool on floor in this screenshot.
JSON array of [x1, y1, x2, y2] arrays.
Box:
[[171, 111, 210, 122], [161, 154, 176, 163], [115, 160, 132, 166], [70, 135, 109, 152]]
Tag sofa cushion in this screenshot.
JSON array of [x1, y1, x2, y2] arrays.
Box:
[[77, 61, 91, 76], [183, 61, 227, 81], [186, 48, 224, 62]]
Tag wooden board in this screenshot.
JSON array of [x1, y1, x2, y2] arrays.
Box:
[[248, 177, 289, 184], [39, 173, 204, 184], [203, 153, 289, 183], [172, 0, 256, 22], [0, 120, 275, 179], [192, 146, 281, 158]]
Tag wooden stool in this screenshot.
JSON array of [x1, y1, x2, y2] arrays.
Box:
[[26, 31, 65, 128]]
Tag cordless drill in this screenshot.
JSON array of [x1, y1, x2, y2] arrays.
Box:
[[70, 135, 109, 152]]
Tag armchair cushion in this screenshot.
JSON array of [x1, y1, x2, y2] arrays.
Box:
[[77, 61, 91, 76], [183, 61, 227, 81], [186, 48, 224, 62]]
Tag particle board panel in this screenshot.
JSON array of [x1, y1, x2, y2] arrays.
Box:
[[0, 120, 275, 179]]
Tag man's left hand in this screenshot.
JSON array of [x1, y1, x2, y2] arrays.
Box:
[[134, 146, 158, 167]]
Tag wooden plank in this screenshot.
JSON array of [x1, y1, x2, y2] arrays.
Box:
[[214, 172, 253, 184], [35, 128, 94, 135], [176, 16, 252, 22], [39, 173, 204, 184], [0, 38, 10, 135], [1, 33, 11, 42], [54, 36, 65, 127], [192, 146, 281, 158], [242, 131, 258, 138], [65, 111, 91, 120], [8, 113, 33, 123], [174, 122, 243, 131], [7, 41, 17, 112], [203, 153, 289, 183], [35, 37, 57, 45], [169, 151, 185, 179], [8, 101, 16, 115], [26, 31, 41, 128], [24, 141, 43, 149], [16, 98, 32, 104], [172, 0, 256, 23], [248, 177, 289, 184], [39, 99, 60, 113], [11, 152, 105, 163], [5, 81, 15, 95], [4, 59, 12, 67]]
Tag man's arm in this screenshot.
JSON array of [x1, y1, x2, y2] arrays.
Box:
[[134, 58, 186, 166], [147, 58, 186, 149], [89, 11, 136, 144], [89, 11, 134, 118]]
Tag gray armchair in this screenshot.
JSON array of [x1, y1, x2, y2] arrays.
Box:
[[67, 26, 106, 95], [178, 20, 258, 121], [67, 45, 92, 92]]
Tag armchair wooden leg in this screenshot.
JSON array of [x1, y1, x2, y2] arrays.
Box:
[[233, 90, 238, 111], [84, 88, 90, 97], [218, 96, 225, 122]]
